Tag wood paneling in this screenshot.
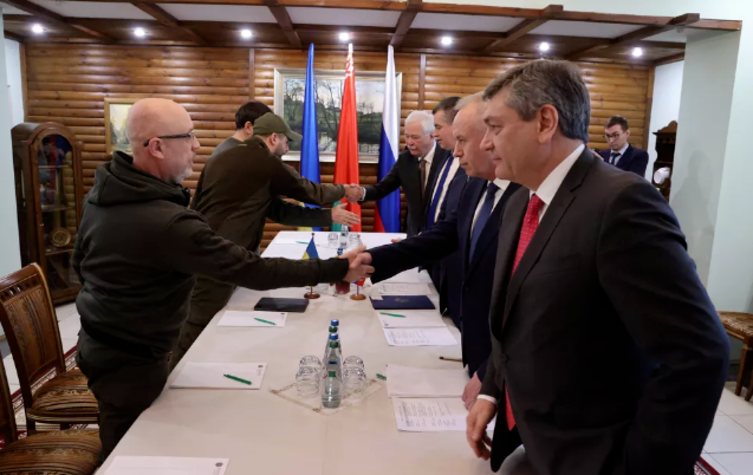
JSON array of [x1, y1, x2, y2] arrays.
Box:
[[25, 44, 650, 247]]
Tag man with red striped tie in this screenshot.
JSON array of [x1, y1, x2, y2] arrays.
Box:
[[466, 60, 728, 475]]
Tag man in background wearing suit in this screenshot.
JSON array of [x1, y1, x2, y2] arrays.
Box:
[[357, 110, 451, 236], [362, 93, 520, 411], [599, 115, 649, 177], [467, 60, 729, 475]]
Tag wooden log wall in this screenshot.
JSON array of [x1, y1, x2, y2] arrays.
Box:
[[24, 44, 650, 248]]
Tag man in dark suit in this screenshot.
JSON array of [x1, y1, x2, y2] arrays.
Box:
[[599, 115, 649, 177], [357, 110, 451, 236], [363, 93, 520, 408], [467, 60, 729, 475]]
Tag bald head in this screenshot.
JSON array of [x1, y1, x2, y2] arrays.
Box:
[[126, 98, 199, 184], [453, 94, 495, 180]]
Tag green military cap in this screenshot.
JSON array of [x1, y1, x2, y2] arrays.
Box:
[[253, 112, 303, 143]]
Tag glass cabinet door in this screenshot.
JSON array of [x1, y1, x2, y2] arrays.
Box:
[[36, 134, 81, 293]]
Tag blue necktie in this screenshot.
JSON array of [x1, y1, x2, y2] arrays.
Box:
[[426, 157, 454, 229], [469, 182, 499, 262], [610, 152, 620, 165]]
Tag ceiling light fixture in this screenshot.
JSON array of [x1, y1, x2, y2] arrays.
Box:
[[241, 29, 252, 39], [134, 27, 146, 38], [632, 47, 644, 58], [441, 36, 453, 46], [31, 23, 44, 34], [538, 42, 550, 52], [339, 32, 351, 42]]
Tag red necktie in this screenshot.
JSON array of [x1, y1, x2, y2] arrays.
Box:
[[505, 194, 545, 430]]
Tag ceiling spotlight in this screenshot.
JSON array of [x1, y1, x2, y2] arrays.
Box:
[[339, 32, 351, 42], [31, 23, 44, 34], [632, 47, 644, 58], [241, 29, 252, 39], [538, 42, 550, 52], [441, 36, 453, 46], [134, 27, 146, 38]]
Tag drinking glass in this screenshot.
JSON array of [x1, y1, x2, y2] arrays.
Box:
[[295, 367, 321, 398], [342, 366, 367, 398]]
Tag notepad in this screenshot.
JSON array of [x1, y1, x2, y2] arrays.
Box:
[[171, 363, 267, 390], [382, 327, 456, 346], [272, 238, 308, 245], [392, 398, 468, 432], [386, 365, 469, 398], [217, 311, 287, 327], [377, 310, 446, 328], [104, 456, 229, 475], [378, 282, 432, 296]]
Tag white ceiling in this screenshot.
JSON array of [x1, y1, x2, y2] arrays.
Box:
[[531, 20, 644, 38], [28, 0, 153, 20], [0, 2, 30, 15], [287, 7, 402, 27], [157, 4, 277, 23], [412, 12, 523, 32]]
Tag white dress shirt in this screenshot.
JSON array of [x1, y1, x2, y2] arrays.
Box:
[[609, 142, 629, 167], [470, 178, 511, 235], [428, 154, 461, 222], [420, 143, 437, 191], [476, 144, 584, 405]]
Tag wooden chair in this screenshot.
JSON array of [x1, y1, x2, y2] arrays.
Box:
[[0, 338, 101, 474], [718, 311, 753, 401], [0, 263, 98, 432]]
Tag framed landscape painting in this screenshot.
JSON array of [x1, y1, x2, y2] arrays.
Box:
[[104, 98, 140, 157]]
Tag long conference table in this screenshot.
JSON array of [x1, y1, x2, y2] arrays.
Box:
[[100, 231, 494, 475]]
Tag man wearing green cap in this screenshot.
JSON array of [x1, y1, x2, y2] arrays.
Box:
[[171, 113, 363, 368]]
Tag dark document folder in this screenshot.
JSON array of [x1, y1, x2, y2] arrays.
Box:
[[370, 295, 435, 310], [254, 297, 309, 313]]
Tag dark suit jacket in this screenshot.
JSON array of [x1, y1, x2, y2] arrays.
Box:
[[600, 144, 649, 177], [363, 143, 451, 236], [369, 178, 520, 379], [481, 149, 729, 475]]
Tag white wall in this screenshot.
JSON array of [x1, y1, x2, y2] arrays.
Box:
[[0, 11, 22, 280], [5, 38, 24, 127], [646, 60, 684, 180]]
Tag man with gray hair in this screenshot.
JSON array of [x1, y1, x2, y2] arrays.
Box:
[[73, 98, 374, 460], [356, 110, 451, 236], [467, 60, 728, 475]]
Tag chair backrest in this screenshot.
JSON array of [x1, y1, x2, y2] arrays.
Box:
[[0, 355, 19, 447], [0, 263, 66, 409]]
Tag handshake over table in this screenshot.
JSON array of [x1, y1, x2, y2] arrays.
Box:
[[340, 246, 374, 284]]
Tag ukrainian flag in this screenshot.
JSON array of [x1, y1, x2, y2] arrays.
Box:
[[302, 235, 319, 260]]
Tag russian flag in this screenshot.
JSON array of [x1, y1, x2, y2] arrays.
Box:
[[374, 45, 400, 233]]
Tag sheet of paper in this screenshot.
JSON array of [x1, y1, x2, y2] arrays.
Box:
[[392, 397, 468, 432], [377, 310, 446, 328], [104, 456, 229, 475], [260, 247, 306, 259], [387, 364, 468, 398], [272, 238, 308, 245], [217, 310, 287, 327], [383, 327, 457, 347], [378, 282, 432, 296], [171, 363, 267, 390]]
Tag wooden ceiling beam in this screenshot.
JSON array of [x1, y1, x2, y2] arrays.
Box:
[[132, 3, 207, 45], [0, 0, 115, 41], [390, 0, 422, 48], [568, 12, 700, 60], [3, 30, 25, 42], [482, 4, 563, 53], [262, 0, 302, 48], [654, 53, 685, 66]]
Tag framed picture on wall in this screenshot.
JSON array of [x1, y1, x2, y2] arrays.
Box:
[[273, 68, 402, 162], [104, 98, 141, 157]]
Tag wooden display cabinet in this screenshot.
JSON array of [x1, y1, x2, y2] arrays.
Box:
[[11, 123, 85, 304]]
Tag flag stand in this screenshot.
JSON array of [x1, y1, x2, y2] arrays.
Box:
[[304, 286, 320, 299], [350, 286, 366, 301]]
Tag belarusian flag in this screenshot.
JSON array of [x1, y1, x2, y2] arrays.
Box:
[[332, 43, 362, 232]]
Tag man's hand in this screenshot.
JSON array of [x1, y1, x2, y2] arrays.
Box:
[[342, 247, 374, 282], [331, 203, 360, 227], [462, 373, 483, 410], [344, 185, 364, 202], [466, 398, 497, 461], [390, 238, 403, 243]]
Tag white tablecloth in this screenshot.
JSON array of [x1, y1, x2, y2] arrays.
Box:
[[100, 232, 492, 475]]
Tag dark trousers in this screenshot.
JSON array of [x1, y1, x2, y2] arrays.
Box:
[[76, 332, 168, 462], [169, 276, 235, 372]]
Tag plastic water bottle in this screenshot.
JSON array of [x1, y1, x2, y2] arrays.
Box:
[[321, 341, 342, 408], [324, 333, 338, 362], [338, 226, 350, 250]]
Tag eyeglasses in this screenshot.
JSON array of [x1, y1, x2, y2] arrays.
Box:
[[143, 131, 196, 147], [604, 133, 623, 140]]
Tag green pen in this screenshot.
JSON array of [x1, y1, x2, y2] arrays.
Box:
[[223, 373, 252, 385], [380, 312, 406, 318], [296, 241, 309, 244], [254, 317, 277, 326], [376, 373, 387, 380]]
